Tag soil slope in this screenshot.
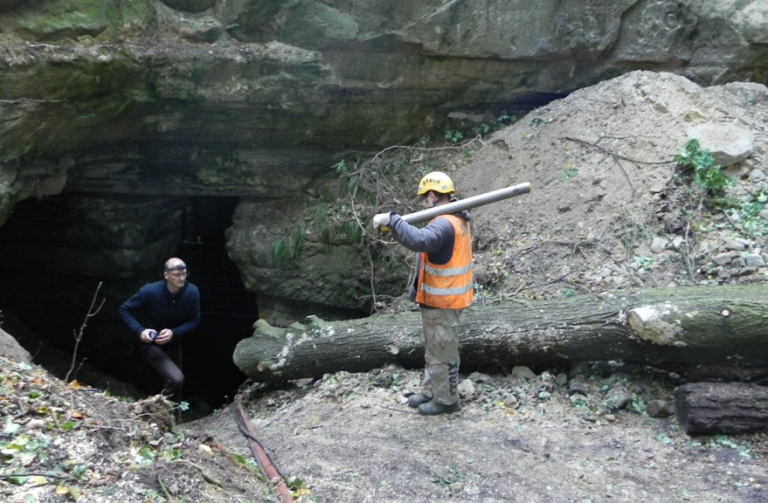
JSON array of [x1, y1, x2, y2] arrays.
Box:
[[461, 71, 768, 300]]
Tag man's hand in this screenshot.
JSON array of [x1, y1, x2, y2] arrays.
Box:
[[140, 328, 174, 344], [155, 329, 173, 345], [373, 212, 391, 231], [140, 329, 156, 343]]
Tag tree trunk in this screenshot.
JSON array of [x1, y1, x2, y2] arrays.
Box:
[[677, 382, 768, 434], [233, 283, 768, 382]]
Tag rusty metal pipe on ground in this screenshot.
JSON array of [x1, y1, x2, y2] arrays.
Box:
[[400, 182, 531, 224]]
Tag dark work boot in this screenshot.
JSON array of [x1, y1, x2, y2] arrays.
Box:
[[407, 393, 433, 408], [417, 401, 460, 416]]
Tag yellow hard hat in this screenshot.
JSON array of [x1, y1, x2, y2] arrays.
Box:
[[417, 171, 455, 195]]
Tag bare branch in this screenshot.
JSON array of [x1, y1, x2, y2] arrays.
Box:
[[66, 282, 104, 383]]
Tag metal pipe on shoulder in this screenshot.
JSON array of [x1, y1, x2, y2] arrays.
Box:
[[400, 182, 531, 224]]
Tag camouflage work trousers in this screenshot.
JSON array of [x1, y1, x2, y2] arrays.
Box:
[[420, 307, 463, 406]]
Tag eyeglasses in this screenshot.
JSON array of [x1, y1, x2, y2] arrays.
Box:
[[165, 262, 188, 278]]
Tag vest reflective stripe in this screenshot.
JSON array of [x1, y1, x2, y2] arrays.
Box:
[[423, 263, 473, 277], [421, 283, 473, 296], [415, 214, 473, 309]]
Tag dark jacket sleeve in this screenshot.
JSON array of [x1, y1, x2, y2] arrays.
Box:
[[388, 214, 453, 253], [118, 289, 148, 336]]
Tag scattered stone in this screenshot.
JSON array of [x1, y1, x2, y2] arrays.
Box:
[[538, 371, 555, 393], [458, 379, 477, 399], [736, 266, 759, 276], [511, 366, 537, 380], [650, 236, 669, 254], [568, 376, 591, 396], [602, 387, 631, 412], [741, 253, 765, 268], [503, 393, 519, 407], [748, 169, 766, 183], [646, 399, 675, 418], [712, 252, 738, 265], [697, 239, 719, 256], [468, 371, 492, 383], [686, 123, 755, 166], [27, 418, 46, 429], [723, 239, 747, 251], [683, 109, 707, 122]]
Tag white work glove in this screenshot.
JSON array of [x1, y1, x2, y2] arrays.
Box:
[[372, 212, 391, 231]]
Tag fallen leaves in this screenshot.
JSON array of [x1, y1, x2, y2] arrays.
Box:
[[0, 356, 269, 502]]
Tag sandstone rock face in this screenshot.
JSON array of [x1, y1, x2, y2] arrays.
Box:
[[0, 0, 767, 319], [226, 197, 410, 314]]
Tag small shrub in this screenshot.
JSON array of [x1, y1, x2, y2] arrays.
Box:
[[633, 255, 654, 272], [560, 168, 578, 181], [471, 123, 491, 136], [673, 139, 731, 195], [496, 113, 518, 126], [271, 224, 304, 268], [444, 130, 464, 143], [714, 187, 768, 238]]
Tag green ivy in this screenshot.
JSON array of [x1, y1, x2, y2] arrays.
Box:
[[673, 139, 731, 195], [443, 130, 464, 143]]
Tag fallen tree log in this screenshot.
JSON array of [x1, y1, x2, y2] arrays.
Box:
[[677, 382, 768, 434], [233, 283, 768, 382]]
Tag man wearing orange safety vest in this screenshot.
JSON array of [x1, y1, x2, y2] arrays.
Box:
[[373, 172, 473, 415]]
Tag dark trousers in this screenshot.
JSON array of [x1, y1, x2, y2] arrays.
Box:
[[140, 343, 184, 402]]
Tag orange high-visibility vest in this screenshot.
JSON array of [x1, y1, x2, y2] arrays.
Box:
[[415, 214, 473, 309]]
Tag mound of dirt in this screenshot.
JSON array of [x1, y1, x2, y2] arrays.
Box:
[[458, 70, 768, 299]]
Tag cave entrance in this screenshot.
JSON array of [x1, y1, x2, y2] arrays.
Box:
[[176, 196, 257, 410], [0, 194, 257, 413]]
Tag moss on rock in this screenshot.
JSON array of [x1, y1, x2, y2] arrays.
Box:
[[13, 0, 109, 40]]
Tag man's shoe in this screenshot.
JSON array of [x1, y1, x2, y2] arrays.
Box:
[[417, 401, 460, 416], [407, 393, 433, 408]]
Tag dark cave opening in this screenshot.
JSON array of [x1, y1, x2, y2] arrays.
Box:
[[0, 195, 258, 412], [175, 197, 258, 410]]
